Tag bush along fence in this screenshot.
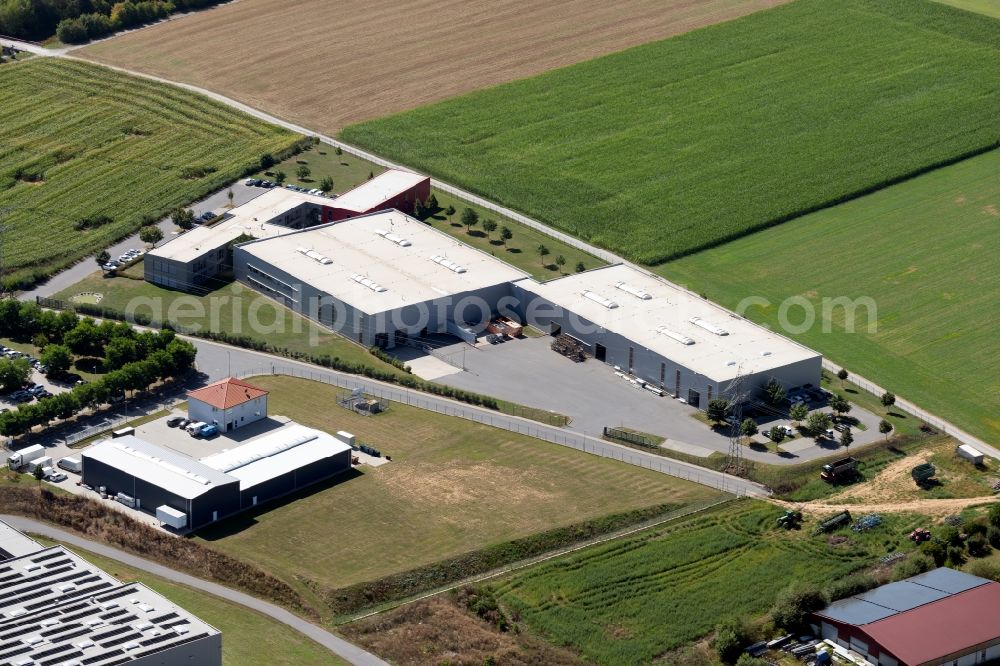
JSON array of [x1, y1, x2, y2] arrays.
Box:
[[36, 297, 567, 421], [0, 484, 311, 616]]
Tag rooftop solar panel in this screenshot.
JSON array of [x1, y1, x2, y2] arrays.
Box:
[[906, 567, 990, 594], [816, 598, 898, 625], [855, 580, 950, 612]]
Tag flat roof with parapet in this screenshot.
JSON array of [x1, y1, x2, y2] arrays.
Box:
[[0, 565, 219, 666], [200, 423, 352, 491], [237, 210, 529, 315], [148, 187, 335, 263], [514, 264, 820, 383], [330, 169, 428, 213], [0, 519, 41, 561], [82, 436, 237, 500]]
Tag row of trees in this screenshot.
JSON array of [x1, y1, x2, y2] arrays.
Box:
[[0, 336, 195, 437], [0, 0, 226, 43]]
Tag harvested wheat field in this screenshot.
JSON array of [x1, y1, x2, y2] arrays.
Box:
[[79, 0, 790, 132]]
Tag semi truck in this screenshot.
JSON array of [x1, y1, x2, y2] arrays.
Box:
[[7, 445, 47, 470], [820, 456, 859, 482]]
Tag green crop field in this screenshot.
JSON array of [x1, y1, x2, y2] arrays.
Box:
[[0, 58, 295, 287], [493, 501, 908, 663], [934, 0, 1000, 19], [660, 149, 1000, 444], [341, 0, 1000, 265]]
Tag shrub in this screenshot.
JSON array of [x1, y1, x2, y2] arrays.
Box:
[[56, 18, 89, 43], [826, 573, 878, 600], [988, 504, 1000, 528], [770, 583, 826, 632], [966, 534, 990, 558], [712, 616, 753, 663], [967, 559, 1000, 582]]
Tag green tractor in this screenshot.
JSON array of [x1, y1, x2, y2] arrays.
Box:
[[777, 509, 803, 530], [912, 463, 937, 486]]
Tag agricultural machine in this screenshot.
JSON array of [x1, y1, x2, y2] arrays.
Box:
[[814, 510, 852, 534], [910, 528, 932, 543], [821, 456, 859, 482], [777, 509, 803, 530], [911, 463, 937, 486]]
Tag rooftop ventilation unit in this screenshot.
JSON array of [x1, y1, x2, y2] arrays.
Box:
[[582, 290, 619, 309], [689, 317, 728, 336], [374, 229, 412, 247], [760, 351, 772, 357], [295, 247, 333, 265], [430, 255, 467, 273], [614, 281, 652, 300], [8, 608, 27, 618], [656, 326, 695, 345], [350, 273, 387, 293], [75, 641, 94, 649]]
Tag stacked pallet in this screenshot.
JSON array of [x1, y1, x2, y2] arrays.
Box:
[[551, 334, 586, 362]]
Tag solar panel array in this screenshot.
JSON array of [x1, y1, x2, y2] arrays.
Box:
[[0, 546, 219, 666]]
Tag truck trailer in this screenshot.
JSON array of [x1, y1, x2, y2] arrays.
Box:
[[7, 444, 46, 470], [820, 456, 859, 482]]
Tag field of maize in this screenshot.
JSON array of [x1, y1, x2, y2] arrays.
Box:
[[0, 58, 296, 287], [341, 0, 1000, 264], [493, 501, 888, 663]]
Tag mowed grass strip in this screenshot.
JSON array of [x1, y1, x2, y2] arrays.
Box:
[[32, 538, 346, 666], [492, 501, 896, 663], [340, 0, 1000, 264], [79, 0, 792, 132], [659, 149, 1000, 443], [0, 58, 295, 286], [194, 376, 721, 593]]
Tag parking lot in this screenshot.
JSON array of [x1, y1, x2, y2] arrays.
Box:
[[130, 410, 293, 460], [414, 335, 884, 463]]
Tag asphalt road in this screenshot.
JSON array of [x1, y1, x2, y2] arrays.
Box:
[[0, 515, 389, 666]]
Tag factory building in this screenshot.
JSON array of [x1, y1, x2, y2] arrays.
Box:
[[509, 264, 821, 404], [81, 425, 353, 531], [81, 436, 240, 530], [327, 169, 430, 221], [811, 567, 1000, 665], [0, 520, 221, 665], [187, 377, 269, 433], [233, 210, 528, 347], [145, 169, 429, 290]]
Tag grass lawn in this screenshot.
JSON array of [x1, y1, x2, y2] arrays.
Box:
[[491, 500, 912, 663], [259, 146, 603, 280], [660, 148, 1000, 444], [341, 0, 1000, 265], [0, 58, 296, 288], [52, 271, 400, 377], [933, 0, 1000, 18], [31, 537, 344, 666], [194, 375, 722, 610]]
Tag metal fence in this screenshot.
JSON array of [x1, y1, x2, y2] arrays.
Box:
[[237, 364, 764, 497], [603, 427, 661, 449], [64, 416, 130, 446]]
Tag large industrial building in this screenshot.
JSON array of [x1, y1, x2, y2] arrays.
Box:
[[81, 424, 352, 530], [510, 264, 821, 406], [0, 520, 221, 666], [811, 567, 1000, 665], [233, 210, 528, 346], [145, 169, 429, 290]]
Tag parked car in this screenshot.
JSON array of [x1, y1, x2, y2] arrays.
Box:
[[244, 178, 255, 186], [261, 180, 273, 188], [186, 421, 207, 436], [166, 416, 185, 428], [109, 393, 125, 405], [251, 179, 262, 186], [45, 471, 67, 483], [37, 365, 49, 375], [198, 423, 219, 438], [177, 418, 192, 429], [28, 385, 46, 396], [102, 263, 117, 271], [834, 423, 850, 433], [199, 211, 216, 222], [35, 390, 52, 399]]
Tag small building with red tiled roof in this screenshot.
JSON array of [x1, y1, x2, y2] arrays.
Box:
[[810, 567, 1000, 665], [187, 377, 268, 433]]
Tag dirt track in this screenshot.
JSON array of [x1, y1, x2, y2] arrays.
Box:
[[79, 0, 791, 132], [776, 496, 996, 519]]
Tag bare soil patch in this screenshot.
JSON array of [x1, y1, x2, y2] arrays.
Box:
[[79, 0, 791, 132]]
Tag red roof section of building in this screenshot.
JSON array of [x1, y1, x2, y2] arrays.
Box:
[[863, 582, 1000, 665], [187, 378, 268, 410]]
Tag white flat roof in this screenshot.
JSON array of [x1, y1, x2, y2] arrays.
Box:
[[82, 436, 237, 500], [199, 424, 351, 491], [0, 520, 41, 560], [149, 188, 334, 263], [238, 210, 528, 314], [331, 169, 427, 213], [516, 264, 820, 383]]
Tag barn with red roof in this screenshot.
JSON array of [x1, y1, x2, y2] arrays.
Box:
[[810, 567, 1000, 665]]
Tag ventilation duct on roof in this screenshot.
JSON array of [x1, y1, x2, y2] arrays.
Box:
[[613, 281, 652, 300], [582, 290, 618, 309], [430, 255, 467, 273], [656, 326, 695, 345], [350, 273, 387, 292], [689, 317, 728, 336], [374, 229, 412, 247], [295, 247, 333, 265]]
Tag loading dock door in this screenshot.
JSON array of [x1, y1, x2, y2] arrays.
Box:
[[687, 389, 700, 408], [550, 323, 561, 336], [595, 344, 606, 362]]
